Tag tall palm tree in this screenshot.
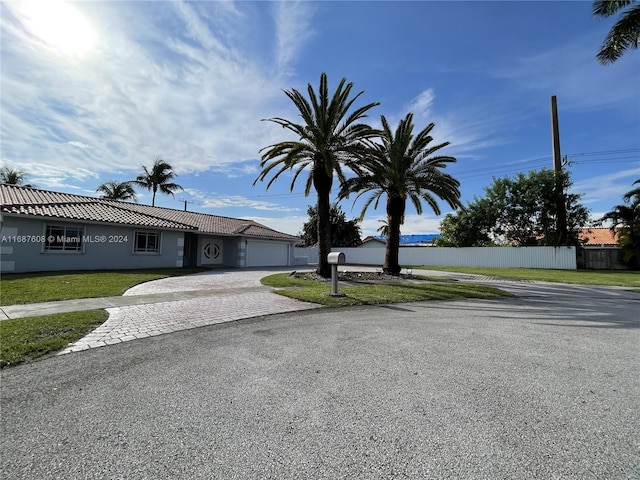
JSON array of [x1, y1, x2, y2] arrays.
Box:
[[254, 73, 379, 277], [593, 0, 640, 64], [340, 113, 462, 275], [96, 180, 138, 202], [133, 158, 183, 207], [1, 166, 32, 187]]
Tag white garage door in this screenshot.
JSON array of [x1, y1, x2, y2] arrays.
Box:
[[246, 240, 289, 267]]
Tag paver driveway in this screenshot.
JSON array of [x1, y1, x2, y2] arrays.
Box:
[[60, 268, 321, 354]]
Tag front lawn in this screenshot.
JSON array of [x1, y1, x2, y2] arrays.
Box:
[[261, 273, 510, 307], [416, 266, 640, 287], [0, 310, 108, 368], [0, 268, 208, 305]]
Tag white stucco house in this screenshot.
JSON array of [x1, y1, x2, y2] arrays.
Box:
[[0, 184, 299, 273]]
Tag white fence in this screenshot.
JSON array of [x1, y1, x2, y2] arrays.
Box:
[[297, 246, 577, 270]]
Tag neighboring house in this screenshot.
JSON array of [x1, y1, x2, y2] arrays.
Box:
[[578, 227, 619, 247], [0, 184, 299, 273], [577, 227, 624, 270], [360, 234, 440, 248]]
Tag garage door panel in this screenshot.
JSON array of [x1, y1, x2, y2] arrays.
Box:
[[247, 241, 288, 267]]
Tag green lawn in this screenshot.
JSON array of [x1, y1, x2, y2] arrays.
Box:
[[416, 266, 640, 288], [0, 310, 108, 368], [261, 273, 510, 307], [0, 268, 207, 305]]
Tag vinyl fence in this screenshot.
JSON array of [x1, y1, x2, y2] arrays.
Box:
[[296, 246, 577, 270]]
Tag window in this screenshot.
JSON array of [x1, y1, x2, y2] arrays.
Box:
[[44, 225, 83, 252], [134, 231, 160, 253]]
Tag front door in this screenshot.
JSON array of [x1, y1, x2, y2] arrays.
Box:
[[201, 238, 223, 265]]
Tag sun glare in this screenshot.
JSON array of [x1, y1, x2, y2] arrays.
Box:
[[18, 0, 96, 56]]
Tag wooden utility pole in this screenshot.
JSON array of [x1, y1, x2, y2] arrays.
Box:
[[550, 95, 567, 245]]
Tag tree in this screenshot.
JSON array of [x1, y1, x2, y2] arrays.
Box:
[[593, 0, 640, 64], [436, 199, 496, 247], [254, 73, 379, 277], [96, 180, 138, 202], [601, 179, 640, 268], [133, 158, 183, 207], [437, 169, 589, 247], [299, 204, 363, 248], [1, 166, 33, 187], [340, 113, 462, 275]]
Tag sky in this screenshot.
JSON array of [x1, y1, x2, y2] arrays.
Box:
[[1, 0, 639, 237]]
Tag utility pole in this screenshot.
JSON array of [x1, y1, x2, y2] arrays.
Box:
[[550, 95, 568, 245]]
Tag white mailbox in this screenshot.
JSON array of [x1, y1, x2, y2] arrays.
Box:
[[327, 252, 346, 265]]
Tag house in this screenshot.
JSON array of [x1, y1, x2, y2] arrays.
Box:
[[360, 234, 440, 248], [577, 227, 624, 270], [0, 184, 299, 273], [578, 227, 619, 247]]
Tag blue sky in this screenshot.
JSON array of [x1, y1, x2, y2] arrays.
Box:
[[1, 0, 639, 236]]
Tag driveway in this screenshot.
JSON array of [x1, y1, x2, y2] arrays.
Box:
[[1, 277, 638, 479]]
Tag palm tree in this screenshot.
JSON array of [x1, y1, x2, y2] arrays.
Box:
[[133, 158, 183, 207], [1, 166, 32, 187], [254, 73, 379, 277], [601, 179, 640, 268], [593, 0, 640, 64], [96, 180, 138, 202], [340, 113, 462, 275]]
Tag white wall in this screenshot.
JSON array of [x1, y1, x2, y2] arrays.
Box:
[[321, 246, 577, 270]]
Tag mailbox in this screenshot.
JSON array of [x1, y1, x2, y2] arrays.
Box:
[[327, 252, 346, 265]]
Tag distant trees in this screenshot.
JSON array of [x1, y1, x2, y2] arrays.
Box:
[[96, 181, 137, 202], [300, 204, 362, 248], [133, 158, 183, 207], [601, 179, 640, 268], [341, 113, 461, 275], [255, 73, 379, 277], [592, 0, 640, 64], [437, 169, 589, 247], [1, 167, 33, 187]]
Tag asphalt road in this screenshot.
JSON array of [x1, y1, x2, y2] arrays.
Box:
[[1, 283, 639, 479]]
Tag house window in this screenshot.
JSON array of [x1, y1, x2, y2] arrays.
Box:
[[44, 225, 84, 252], [134, 231, 160, 254]]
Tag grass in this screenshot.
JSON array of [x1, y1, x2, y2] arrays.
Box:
[[0, 310, 108, 368], [261, 273, 510, 307], [0, 268, 208, 305], [415, 266, 640, 288]]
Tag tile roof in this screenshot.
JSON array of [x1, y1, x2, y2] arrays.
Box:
[[0, 184, 298, 240], [579, 227, 619, 246]]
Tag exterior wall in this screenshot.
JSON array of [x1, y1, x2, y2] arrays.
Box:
[[360, 241, 385, 248], [327, 246, 577, 270], [1, 216, 184, 273]]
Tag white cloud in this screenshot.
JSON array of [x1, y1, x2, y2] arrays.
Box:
[[0, 2, 310, 187], [185, 189, 300, 213], [395, 89, 509, 161], [272, 1, 315, 75], [573, 167, 640, 206], [247, 215, 307, 237]]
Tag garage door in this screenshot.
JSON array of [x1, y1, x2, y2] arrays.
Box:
[[246, 240, 289, 267]]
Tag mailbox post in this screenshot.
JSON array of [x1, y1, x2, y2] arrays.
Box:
[[327, 252, 346, 296]]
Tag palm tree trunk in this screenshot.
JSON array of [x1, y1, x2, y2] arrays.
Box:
[[152, 185, 157, 207], [384, 195, 405, 275], [313, 159, 333, 278]]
